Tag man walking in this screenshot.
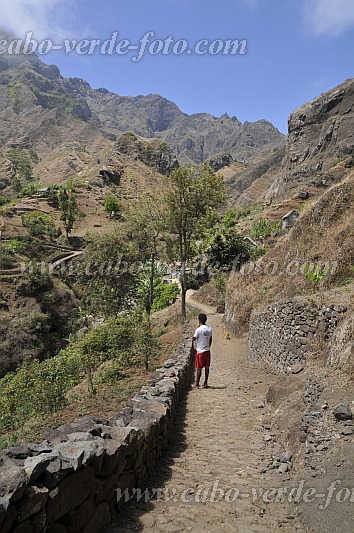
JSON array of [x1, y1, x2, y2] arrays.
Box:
[[192, 313, 212, 389]]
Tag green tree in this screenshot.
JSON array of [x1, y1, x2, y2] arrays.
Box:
[[126, 192, 167, 316], [12, 176, 23, 193], [58, 187, 78, 239], [7, 149, 33, 181], [130, 311, 159, 370], [165, 163, 226, 321], [75, 229, 138, 317], [151, 283, 180, 312], [104, 196, 122, 218], [207, 227, 250, 271]]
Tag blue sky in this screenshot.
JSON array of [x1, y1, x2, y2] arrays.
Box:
[[2, 0, 354, 133]]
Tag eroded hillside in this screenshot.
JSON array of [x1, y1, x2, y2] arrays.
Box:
[[225, 170, 354, 334]]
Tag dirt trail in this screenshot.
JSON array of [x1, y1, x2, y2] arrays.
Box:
[[105, 294, 306, 533]]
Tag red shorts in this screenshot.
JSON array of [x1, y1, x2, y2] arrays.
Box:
[[195, 350, 211, 369]]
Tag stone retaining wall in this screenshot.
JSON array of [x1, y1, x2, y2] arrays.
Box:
[[327, 315, 354, 373], [0, 330, 194, 533], [248, 298, 348, 372]]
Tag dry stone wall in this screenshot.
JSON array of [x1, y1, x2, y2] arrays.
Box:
[[0, 330, 194, 533], [248, 298, 348, 372], [327, 315, 354, 373]]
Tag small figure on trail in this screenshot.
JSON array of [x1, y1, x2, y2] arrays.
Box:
[[192, 313, 212, 389]]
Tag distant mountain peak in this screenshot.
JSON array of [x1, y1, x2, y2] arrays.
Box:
[[0, 30, 284, 165]]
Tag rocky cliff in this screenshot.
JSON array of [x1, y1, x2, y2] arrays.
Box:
[[85, 90, 284, 163], [266, 78, 354, 202], [220, 142, 286, 207]]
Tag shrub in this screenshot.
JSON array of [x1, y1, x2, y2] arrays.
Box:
[[151, 283, 180, 312], [21, 211, 58, 240], [213, 272, 227, 298], [80, 317, 135, 359], [96, 362, 126, 385], [0, 312, 160, 436], [46, 185, 60, 207], [0, 239, 24, 255], [29, 149, 39, 164], [222, 208, 238, 227], [23, 260, 53, 293], [18, 182, 41, 198], [0, 356, 78, 431], [207, 227, 250, 271], [26, 312, 51, 334], [250, 218, 281, 241], [249, 247, 267, 260], [300, 262, 331, 288], [345, 155, 354, 169], [0, 239, 24, 268], [12, 176, 23, 193]]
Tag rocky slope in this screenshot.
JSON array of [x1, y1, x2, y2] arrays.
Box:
[[114, 132, 179, 175], [0, 277, 79, 377], [220, 141, 286, 207], [222, 80, 354, 533], [0, 132, 173, 376], [266, 78, 354, 202]]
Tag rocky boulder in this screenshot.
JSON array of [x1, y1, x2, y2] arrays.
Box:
[[334, 403, 353, 421], [208, 153, 233, 172], [115, 133, 179, 175]]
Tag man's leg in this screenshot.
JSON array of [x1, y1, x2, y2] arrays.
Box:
[[195, 368, 202, 387], [202, 367, 210, 387]]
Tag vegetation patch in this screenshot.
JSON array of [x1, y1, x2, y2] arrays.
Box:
[[0, 312, 159, 445]]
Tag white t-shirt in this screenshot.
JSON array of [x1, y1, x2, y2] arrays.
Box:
[[194, 324, 212, 353]]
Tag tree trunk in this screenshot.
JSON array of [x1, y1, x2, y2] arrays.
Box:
[[147, 252, 155, 316], [180, 256, 187, 322]]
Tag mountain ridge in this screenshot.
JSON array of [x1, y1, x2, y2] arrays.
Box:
[[0, 28, 285, 167]]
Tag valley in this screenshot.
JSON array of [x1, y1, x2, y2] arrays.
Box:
[[0, 34, 353, 533]]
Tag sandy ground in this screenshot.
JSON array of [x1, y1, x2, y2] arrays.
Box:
[[104, 293, 307, 533]]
